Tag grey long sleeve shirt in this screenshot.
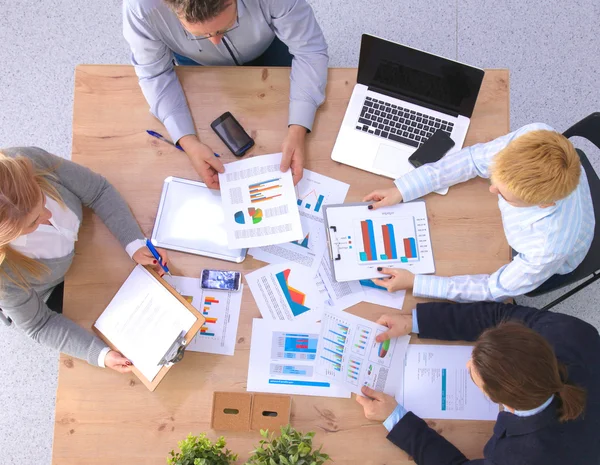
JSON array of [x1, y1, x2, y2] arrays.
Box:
[[123, 0, 329, 143], [0, 147, 145, 366]]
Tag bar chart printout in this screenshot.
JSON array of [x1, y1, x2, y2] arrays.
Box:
[[249, 178, 282, 203], [297, 189, 326, 213], [357, 217, 419, 264], [319, 318, 349, 377]]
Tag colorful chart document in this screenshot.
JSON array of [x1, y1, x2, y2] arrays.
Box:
[[249, 170, 350, 276], [164, 276, 242, 356], [245, 263, 324, 322], [399, 345, 499, 420], [219, 153, 302, 249], [247, 319, 351, 398], [315, 311, 410, 396], [324, 201, 434, 282]]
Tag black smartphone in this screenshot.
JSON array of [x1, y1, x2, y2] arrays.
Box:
[[200, 269, 242, 292], [408, 129, 456, 168], [210, 111, 255, 157]]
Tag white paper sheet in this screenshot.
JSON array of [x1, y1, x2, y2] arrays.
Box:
[[359, 279, 406, 310], [164, 276, 242, 356], [249, 170, 350, 276], [318, 256, 364, 310], [245, 263, 324, 322], [399, 345, 499, 420], [247, 319, 351, 398], [218, 153, 302, 249], [315, 311, 410, 396], [94, 266, 196, 381]]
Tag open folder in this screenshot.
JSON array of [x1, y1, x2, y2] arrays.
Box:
[[93, 265, 205, 391]]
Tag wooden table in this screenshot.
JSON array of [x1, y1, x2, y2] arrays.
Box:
[[53, 65, 509, 464]]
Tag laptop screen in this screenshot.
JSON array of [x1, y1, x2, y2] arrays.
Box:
[[357, 35, 485, 118]]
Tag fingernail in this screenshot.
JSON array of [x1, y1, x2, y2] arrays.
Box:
[[153, 260, 157, 264], [368, 205, 373, 210], [377, 267, 382, 271], [126, 361, 132, 366]]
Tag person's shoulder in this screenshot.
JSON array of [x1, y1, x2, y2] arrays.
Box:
[[0, 146, 54, 167], [124, 0, 165, 17], [535, 310, 599, 343], [515, 122, 556, 135]]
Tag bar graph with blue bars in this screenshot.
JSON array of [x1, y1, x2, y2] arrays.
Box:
[[297, 189, 325, 213], [358, 218, 420, 263]]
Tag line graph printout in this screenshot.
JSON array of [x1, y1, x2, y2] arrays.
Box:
[[247, 319, 351, 398], [315, 311, 410, 396], [324, 201, 434, 282], [219, 153, 302, 248], [249, 170, 349, 275]]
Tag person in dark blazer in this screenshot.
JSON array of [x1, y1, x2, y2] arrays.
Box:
[[356, 302, 600, 465]]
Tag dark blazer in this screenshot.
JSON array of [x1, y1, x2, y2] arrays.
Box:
[[387, 302, 600, 465]]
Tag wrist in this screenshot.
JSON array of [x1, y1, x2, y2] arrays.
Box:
[[178, 134, 201, 151], [288, 124, 308, 137]]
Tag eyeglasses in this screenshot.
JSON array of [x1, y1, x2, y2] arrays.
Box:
[[182, 7, 239, 40]]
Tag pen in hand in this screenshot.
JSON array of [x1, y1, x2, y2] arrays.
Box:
[[145, 238, 172, 278], [146, 130, 220, 157]]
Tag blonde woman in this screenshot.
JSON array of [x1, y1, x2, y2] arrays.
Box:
[[0, 147, 167, 373]]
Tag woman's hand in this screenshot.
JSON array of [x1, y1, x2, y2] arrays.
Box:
[[355, 386, 398, 421], [375, 313, 414, 342], [371, 267, 415, 292], [132, 246, 169, 277], [104, 350, 133, 374], [363, 187, 403, 210]]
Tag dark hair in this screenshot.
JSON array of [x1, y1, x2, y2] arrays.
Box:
[[472, 321, 586, 422], [163, 0, 233, 22]]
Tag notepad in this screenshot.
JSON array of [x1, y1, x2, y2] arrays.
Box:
[[94, 265, 198, 383]]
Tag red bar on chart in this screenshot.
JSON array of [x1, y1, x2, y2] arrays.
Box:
[[403, 238, 414, 258], [382, 224, 392, 259], [361, 220, 372, 260]]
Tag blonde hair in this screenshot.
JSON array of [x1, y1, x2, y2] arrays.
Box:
[[0, 152, 63, 289], [490, 130, 581, 205]]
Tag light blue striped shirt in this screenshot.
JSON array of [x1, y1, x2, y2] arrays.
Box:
[[394, 123, 595, 302]]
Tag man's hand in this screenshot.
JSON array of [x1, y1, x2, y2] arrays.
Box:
[[132, 246, 169, 277], [372, 267, 415, 292], [179, 135, 224, 188], [356, 386, 398, 421], [104, 350, 133, 374], [363, 187, 403, 210], [281, 124, 307, 185], [375, 313, 414, 342]]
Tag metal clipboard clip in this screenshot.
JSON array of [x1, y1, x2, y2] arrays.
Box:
[[158, 330, 187, 367], [328, 225, 342, 261]]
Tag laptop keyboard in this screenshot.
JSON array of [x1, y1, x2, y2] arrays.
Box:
[[356, 96, 454, 148]]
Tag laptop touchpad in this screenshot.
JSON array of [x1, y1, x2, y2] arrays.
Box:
[[373, 144, 412, 177]]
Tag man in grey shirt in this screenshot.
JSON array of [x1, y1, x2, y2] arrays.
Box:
[[123, 0, 329, 186]]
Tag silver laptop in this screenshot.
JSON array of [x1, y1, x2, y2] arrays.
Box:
[[331, 34, 485, 182]]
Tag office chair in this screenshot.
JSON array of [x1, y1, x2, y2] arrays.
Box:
[[525, 112, 600, 310]]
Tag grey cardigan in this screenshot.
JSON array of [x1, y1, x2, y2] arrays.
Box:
[[0, 147, 145, 366]]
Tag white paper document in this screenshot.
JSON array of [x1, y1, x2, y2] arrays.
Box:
[[94, 266, 196, 382], [359, 279, 406, 310], [247, 319, 351, 398], [249, 170, 350, 275], [318, 256, 364, 310], [218, 153, 302, 249], [245, 263, 324, 322], [164, 276, 242, 356], [399, 345, 499, 420], [324, 201, 435, 282], [315, 311, 410, 396]]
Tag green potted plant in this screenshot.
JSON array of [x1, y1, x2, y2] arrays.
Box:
[[167, 433, 238, 465], [245, 425, 331, 465]]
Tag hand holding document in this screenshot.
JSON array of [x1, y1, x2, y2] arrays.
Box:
[[218, 153, 302, 249], [315, 311, 410, 397]]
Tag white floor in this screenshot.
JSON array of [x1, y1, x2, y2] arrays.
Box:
[[1, 1, 599, 463]]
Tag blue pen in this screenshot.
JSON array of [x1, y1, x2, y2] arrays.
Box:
[[146, 130, 220, 157], [145, 238, 172, 278]]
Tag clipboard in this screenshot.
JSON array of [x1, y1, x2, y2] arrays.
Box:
[[151, 176, 247, 263], [93, 266, 205, 392], [323, 201, 435, 282]]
